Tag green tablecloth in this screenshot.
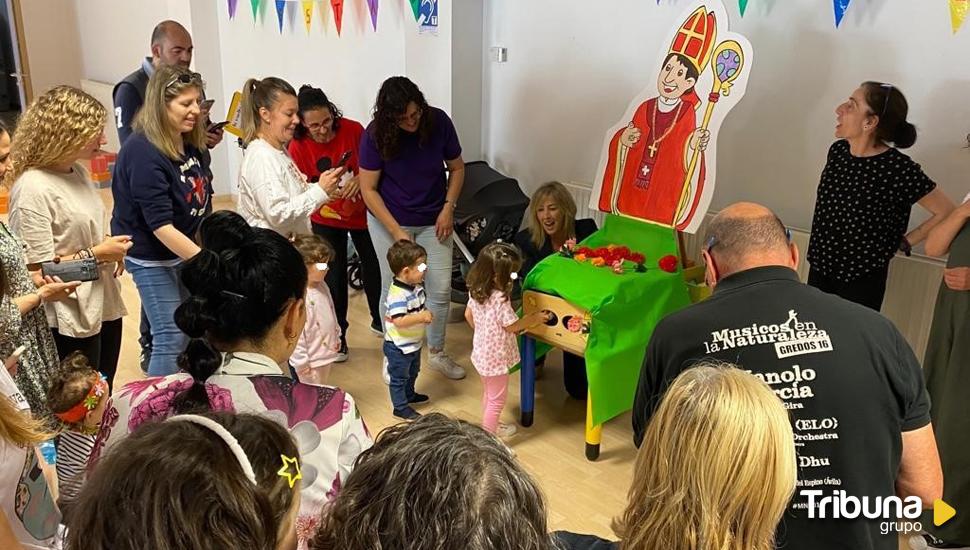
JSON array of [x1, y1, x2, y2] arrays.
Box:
[[522, 214, 690, 426]]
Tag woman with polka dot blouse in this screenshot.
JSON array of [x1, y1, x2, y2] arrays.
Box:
[[807, 82, 954, 310]]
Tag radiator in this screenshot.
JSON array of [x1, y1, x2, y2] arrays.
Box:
[[561, 181, 943, 362], [80, 79, 120, 154]]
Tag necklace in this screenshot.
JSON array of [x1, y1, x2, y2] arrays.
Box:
[[648, 100, 684, 158]]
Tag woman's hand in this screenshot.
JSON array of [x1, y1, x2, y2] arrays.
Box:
[[944, 267, 970, 291], [37, 276, 80, 303], [338, 175, 361, 200], [92, 235, 133, 263], [317, 167, 346, 197], [435, 206, 454, 242], [392, 228, 411, 243]]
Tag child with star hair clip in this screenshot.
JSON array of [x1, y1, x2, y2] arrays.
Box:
[[290, 234, 343, 386], [45, 351, 111, 516]]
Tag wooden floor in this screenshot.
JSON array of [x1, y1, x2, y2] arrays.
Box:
[[109, 202, 636, 540]]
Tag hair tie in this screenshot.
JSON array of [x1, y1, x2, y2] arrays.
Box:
[[168, 414, 258, 485]]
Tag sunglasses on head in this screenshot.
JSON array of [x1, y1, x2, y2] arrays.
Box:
[[879, 83, 893, 118], [166, 72, 204, 90]]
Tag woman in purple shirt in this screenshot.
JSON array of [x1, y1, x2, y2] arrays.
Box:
[[359, 77, 466, 380]]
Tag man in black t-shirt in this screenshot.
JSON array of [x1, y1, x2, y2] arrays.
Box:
[[633, 202, 942, 550]]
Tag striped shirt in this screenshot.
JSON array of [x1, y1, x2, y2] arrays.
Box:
[[384, 279, 426, 354], [56, 430, 95, 506]]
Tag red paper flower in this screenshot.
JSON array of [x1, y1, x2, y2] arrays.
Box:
[[630, 252, 646, 265], [658, 254, 679, 273]]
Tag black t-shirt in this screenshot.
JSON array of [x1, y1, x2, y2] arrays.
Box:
[[633, 266, 930, 550], [808, 140, 935, 282], [552, 531, 618, 550], [514, 218, 598, 278]]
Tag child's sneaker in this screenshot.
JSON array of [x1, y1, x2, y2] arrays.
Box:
[[408, 393, 430, 404], [428, 351, 466, 380], [393, 407, 421, 420], [382, 357, 390, 385], [334, 340, 349, 363], [496, 423, 517, 438], [370, 320, 383, 337]]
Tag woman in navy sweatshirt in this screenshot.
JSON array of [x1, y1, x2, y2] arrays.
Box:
[[111, 66, 212, 376]]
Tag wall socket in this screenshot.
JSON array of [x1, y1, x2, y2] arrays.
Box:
[[490, 46, 508, 63]]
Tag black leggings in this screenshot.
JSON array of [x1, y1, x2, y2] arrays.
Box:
[[311, 223, 383, 339], [51, 318, 123, 392], [807, 266, 889, 312]]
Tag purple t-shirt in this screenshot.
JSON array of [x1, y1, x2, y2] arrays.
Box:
[[359, 107, 462, 227]]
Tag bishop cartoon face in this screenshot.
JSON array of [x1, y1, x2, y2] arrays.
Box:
[[657, 53, 699, 101]]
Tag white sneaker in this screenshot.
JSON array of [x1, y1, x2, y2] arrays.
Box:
[[382, 357, 390, 385], [496, 423, 517, 438], [428, 351, 466, 380]]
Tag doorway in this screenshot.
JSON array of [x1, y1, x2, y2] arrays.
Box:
[[0, 0, 28, 129]]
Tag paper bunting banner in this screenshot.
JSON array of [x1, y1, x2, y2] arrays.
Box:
[[228, 0, 239, 19], [833, 0, 851, 27], [367, 0, 379, 31], [250, 0, 261, 21], [331, 0, 344, 35], [275, 0, 286, 32], [738, 0, 749, 17], [951, 0, 969, 33], [302, 1, 314, 32], [408, 0, 420, 22]]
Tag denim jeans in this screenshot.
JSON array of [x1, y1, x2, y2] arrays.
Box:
[[369, 213, 452, 350], [125, 260, 189, 376], [384, 340, 420, 413]]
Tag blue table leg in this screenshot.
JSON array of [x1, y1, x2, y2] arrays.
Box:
[[520, 335, 535, 427]]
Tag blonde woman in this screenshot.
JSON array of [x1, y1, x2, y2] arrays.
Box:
[[8, 86, 131, 390], [236, 76, 343, 237], [111, 66, 211, 377], [555, 364, 796, 550], [513, 181, 596, 396]]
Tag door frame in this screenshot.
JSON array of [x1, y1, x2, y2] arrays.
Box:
[[6, 0, 31, 104]]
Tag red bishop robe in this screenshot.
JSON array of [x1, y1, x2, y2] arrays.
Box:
[[598, 91, 706, 228]]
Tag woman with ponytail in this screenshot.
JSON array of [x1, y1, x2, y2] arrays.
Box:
[[236, 77, 345, 236], [807, 82, 954, 310], [92, 211, 371, 546]]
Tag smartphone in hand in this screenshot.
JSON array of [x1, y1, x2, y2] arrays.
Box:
[[207, 120, 230, 132]]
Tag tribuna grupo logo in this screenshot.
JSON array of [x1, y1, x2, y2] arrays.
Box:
[[802, 490, 956, 535]]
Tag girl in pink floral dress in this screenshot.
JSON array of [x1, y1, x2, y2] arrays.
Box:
[[464, 242, 549, 438]]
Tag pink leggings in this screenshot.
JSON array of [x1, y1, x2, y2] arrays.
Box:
[[481, 374, 509, 434]]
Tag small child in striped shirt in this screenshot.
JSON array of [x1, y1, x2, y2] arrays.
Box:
[[46, 352, 110, 518]]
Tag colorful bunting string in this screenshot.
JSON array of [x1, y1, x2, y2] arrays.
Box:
[[250, 0, 261, 21], [951, 0, 969, 33], [408, 0, 420, 22], [738, 0, 749, 17], [331, 0, 344, 35], [275, 0, 286, 32], [228, 0, 239, 19], [833, 0, 851, 27], [367, 0, 379, 31]]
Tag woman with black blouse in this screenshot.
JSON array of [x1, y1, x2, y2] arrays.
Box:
[[807, 82, 953, 310]]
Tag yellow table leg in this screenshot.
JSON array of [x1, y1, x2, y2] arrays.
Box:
[[585, 392, 602, 461]]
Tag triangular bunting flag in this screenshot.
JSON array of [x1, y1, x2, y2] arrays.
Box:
[[409, 0, 420, 22], [228, 0, 239, 19], [367, 0, 379, 31], [833, 0, 851, 27], [275, 0, 286, 32], [331, 0, 344, 35], [250, 0, 261, 21], [302, 1, 314, 33], [951, 0, 969, 33], [738, 0, 749, 16]]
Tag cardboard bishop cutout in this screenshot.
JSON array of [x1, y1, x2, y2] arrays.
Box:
[[590, 1, 752, 233]]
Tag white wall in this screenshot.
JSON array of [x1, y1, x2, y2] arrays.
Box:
[[452, 0, 484, 160], [483, 1, 970, 234]]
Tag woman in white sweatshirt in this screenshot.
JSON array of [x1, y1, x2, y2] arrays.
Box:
[[236, 76, 344, 236]]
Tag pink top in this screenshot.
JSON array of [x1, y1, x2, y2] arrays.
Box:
[[467, 290, 521, 377], [291, 284, 341, 369]]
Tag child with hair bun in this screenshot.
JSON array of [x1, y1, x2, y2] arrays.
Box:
[[290, 234, 343, 385]]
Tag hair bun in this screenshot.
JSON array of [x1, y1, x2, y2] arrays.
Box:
[[893, 121, 917, 149], [174, 296, 216, 339], [199, 211, 253, 252]]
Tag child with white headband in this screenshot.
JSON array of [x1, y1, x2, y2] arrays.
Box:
[[464, 241, 550, 438], [383, 239, 433, 420], [290, 234, 342, 385]]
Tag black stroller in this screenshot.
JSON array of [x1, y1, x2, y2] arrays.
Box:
[[451, 161, 530, 303]]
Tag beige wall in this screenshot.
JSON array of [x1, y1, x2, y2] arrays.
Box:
[[19, 0, 82, 97]]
